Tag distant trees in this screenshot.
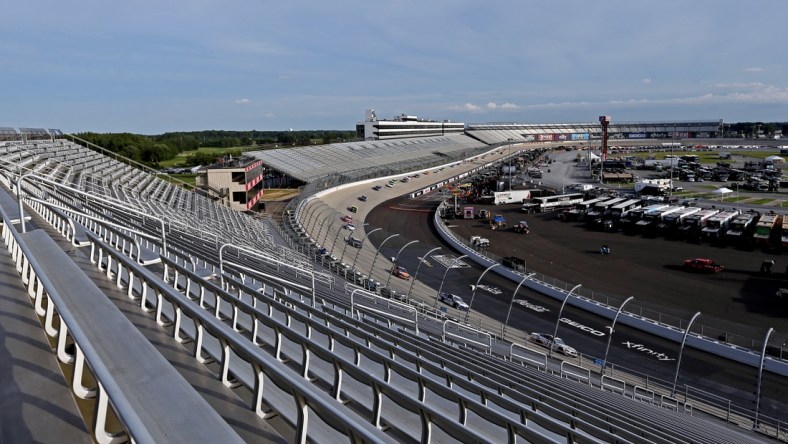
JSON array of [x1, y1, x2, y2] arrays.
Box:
[[74, 129, 358, 167], [726, 122, 788, 138]]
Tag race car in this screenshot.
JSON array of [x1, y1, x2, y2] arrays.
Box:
[[527, 333, 578, 357], [437, 292, 470, 311], [341, 215, 353, 223], [683, 258, 723, 273], [391, 265, 411, 280]]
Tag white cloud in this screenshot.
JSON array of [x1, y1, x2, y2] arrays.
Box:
[[235, 98, 251, 104], [712, 82, 765, 90], [449, 101, 520, 113], [262, 112, 275, 118], [485, 102, 520, 110], [642, 78, 652, 84], [447, 102, 483, 112], [744, 67, 765, 72]]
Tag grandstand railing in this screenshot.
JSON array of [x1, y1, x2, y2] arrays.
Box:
[[0, 205, 243, 444], [85, 231, 395, 444]]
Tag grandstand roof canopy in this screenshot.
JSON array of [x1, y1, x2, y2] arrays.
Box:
[[249, 134, 487, 183]]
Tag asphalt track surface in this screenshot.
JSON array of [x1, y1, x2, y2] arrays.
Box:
[[366, 193, 788, 421]]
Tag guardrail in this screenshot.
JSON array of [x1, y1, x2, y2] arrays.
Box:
[[0, 206, 244, 443]]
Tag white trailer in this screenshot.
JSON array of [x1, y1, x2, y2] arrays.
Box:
[[726, 212, 759, 239], [493, 189, 533, 205], [678, 209, 720, 234], [702, 210, 741, 240]]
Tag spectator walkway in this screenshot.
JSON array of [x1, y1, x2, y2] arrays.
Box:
[[0, 242, 90, 443]]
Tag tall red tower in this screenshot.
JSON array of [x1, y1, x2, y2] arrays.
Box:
[[599, 115, 611, 161]]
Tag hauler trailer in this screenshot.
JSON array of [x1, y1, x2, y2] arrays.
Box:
[[622, 204, 669, 230], [608, 199, 643, 220], [702, 210, 741, 241], [493, 189, 535, 205], [635, 206, 686, 233], [677, 209, 719, 237], [522, 193, 584, 213], [658, 207, 702, 234], [586, 197, 627, 219], [753, 212, 781, 246], [726, 211, 760, 241], [563, 195, 611, 220], [782, 216, 788, 249]]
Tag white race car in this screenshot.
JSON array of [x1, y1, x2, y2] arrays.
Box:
[[527, 333, 578, 357]]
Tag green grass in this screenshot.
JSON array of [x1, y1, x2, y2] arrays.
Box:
[[720, 195, 751, 203], [158, 147, 246, 168], [156, 173, 197, 188], [746, 198, 777, 205]]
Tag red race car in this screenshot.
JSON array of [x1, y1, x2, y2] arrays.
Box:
[[683, 258, 723, 273]]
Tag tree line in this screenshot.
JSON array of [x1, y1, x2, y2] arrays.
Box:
[[724, 122, 788, 138], [73, 129, 359, 167]]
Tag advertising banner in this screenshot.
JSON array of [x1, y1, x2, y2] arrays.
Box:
[[627, 132, 648, 139], [537, 134, 554, 141], [571, 133, 590, 140]]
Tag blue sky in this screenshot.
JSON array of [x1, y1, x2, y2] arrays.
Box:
[[1, 1, 786, 134]]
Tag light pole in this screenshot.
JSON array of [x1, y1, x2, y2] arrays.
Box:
[[754, 328, 775, 430], [314, 214, 333, 247], [550, 284, 582, 358], [601, 296, 635, 374], [503, 273, 536, 336], [306, 204, 332, 241], [349, 227, 380, 271], [464, 263, 499, 323], [671, 311, 701, 396], [330, 222, 346, 256], [303, 200, 325, 232], [406, 247, 441, 299], [508, 138, 514, 191], [434, 254, 467, 308], [367, 234, 399, 283], [384, 240, 418, 290]]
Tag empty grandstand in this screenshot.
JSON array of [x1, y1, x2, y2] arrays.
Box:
[[0, 127, 784, 442], [249, 134, 488, 183], [465, 120, 724, 145]]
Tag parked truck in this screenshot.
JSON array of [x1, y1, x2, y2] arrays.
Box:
[[470, 235, 490, 249]]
